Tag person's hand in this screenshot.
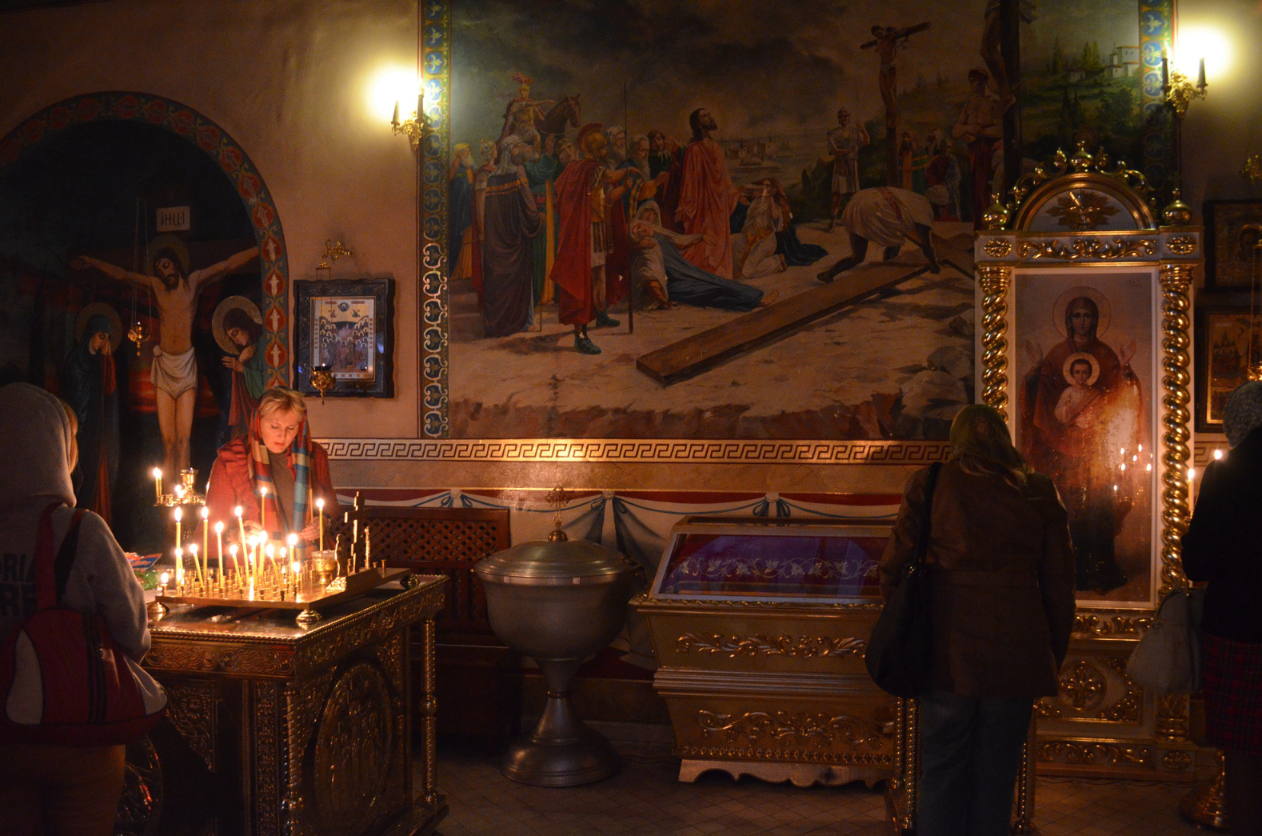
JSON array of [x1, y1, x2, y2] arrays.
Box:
[[299, 519, 321, 543], [1025, 340, 1043, 367], [242, 520, 264, 541], [1118, 340, 1137, 367], [544, 133, 556, 156], [239, 345, 256, 362], [222, 356, 244, 372]]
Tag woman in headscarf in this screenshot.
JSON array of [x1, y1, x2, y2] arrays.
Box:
[[0, 383, 150, 834], [1183, 381, 1262, 836], [880, 405, 1076, 836], [62, 315, 119, 523], [204, 387, 340, 550]]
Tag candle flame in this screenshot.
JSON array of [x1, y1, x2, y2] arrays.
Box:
[[316, 497, 325, 510], [188, 543, 198, 554], [1188, 467, 1196, 480], [229, 544, 238, 556], [291, 561, 301, 574], [287, 533, 298, 547], [1214, 449, 1224, 460], [160, 571, 169, 585], [215, 521, 225, 533], [234, 506, 243, 518], [260, 486, 268, 497], [153, 467, 162, 479], [174, 507, 182, 521], [200, 506, 209, 519]]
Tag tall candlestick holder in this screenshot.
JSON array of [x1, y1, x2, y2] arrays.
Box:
[[155, 467, 207, 507]]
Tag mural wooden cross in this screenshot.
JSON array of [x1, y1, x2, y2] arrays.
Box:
[[861, 22, 931, 186]]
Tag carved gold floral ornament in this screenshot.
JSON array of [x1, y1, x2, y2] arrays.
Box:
[[1017, 238, 1157, 260], [982, 239, 1013, 258]]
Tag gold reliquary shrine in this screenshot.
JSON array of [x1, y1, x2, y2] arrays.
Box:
[[634, 516, 895, 788]]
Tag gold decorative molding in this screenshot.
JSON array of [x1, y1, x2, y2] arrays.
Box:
[[675, 632, 865, 659], [1037, 741, 1153, 768], [255, 682, 281, 836], [977, 265, 1012, 413], [164, 681, 216, 771], [696, 709, 888, 749], [1058, 661, 1107, 711], [676, 743, 892, 767], [318, 438, 951, 465], [1072, 612, 1154, 638], [1162, 750, 1194, 773], [1016, 238, 1157, 260], [145, 643, 296, 677], [1156, 694, 1190, 742], [982, 239, 1012, 258], [1167, 235, 1197, 255], [634, 593, 883, 612], [1159, 264, 1194, 599], [313, 664, 393, 829]]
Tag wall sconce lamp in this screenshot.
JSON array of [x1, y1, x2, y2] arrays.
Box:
[[1159, 52, 1207, 225], [391, 92, 425, 150]]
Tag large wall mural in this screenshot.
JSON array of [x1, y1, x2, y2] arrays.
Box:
[[417, 0, 1170, 444]]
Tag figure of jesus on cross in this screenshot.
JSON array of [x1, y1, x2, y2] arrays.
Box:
[[861, 22, 930, 186], [73, 236, 260, 478]]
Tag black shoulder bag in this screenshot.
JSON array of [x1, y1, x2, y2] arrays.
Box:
[[865, 461, 942, 698]]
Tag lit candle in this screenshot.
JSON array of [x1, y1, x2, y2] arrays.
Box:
[[228, 543, 240, 577], [200, 507, 209, 567], [214, 521, 225, 569], [159, 571, 169, 591], [316, 497, 325, 552], [288, 532, 300, 583], [1161, 49, 1169, 88], [266, 543, 276, 572], [1214, 449, 1224, 460], [173, 507, 182, 551], [153, 467, 163, 503], [235, 505, 246, 554], [188, 543, 202, 586], [1197, 57, 1207, 90], [259, 486, 268, 537], [392, 99, 400, 128], [174, 546, 184, 587]]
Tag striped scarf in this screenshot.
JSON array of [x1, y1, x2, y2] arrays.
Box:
[[247, 407, 311, 540]]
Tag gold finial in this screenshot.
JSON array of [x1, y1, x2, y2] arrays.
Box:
[[982, 191, 1011, 231], [1161, 188, 1193, 227], [544, 486, 572, 542]]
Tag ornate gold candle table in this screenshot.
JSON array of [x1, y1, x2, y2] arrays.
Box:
[[121, 574, 449, 836]]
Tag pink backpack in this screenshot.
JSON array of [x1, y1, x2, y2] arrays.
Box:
[[0, 503, 166, 745]]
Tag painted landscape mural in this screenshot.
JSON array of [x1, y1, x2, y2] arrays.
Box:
[[441, 0, 1158, 441]]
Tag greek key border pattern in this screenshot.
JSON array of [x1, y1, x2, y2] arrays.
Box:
[[317, 438, 950, 464]]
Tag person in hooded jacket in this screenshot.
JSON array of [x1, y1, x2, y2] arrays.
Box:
[[1182, 381, 1262, 836], [0, 382, 150, 836], [880, 404, 1076, 836]]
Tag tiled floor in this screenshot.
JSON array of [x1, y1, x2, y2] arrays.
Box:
[[429, 726, 1208, 835]]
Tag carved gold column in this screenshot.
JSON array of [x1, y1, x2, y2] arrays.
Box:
[[978, 265, 1014, 413], [1011, 719, 1038, 833], [1158, 263, 1193, 599], [420, 618, 440, 807], [885, 697, 919, 834]]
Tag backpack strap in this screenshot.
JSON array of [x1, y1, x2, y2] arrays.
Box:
[[54, 509, 87, 604], [32, 503, 85, 611]]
